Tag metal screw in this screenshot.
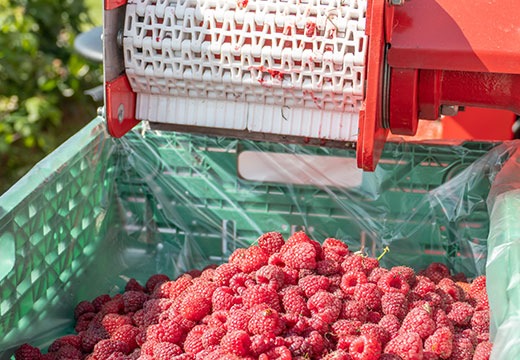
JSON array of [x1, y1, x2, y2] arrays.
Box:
[[389, 0, 406, 5], [440, 105, 460, 117]]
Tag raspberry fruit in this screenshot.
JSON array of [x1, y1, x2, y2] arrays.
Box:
[[221, 330, 252, 356], [201, 326, 227, 349], [384, 332, 423, 360], [381, 292, 408, 319], [378, 315, 401, 338], [307, 291, 342, 323], [299, 275, 330, 298], [239, 245, 270, 273], [280, 241, 317, 270], [257, 232, 285, 255], [179, 292, 212, 321], [471, 310, 490, 333], [242, 285, 280, 311], [349, 334, 382, 360], [437, 278, 465, 302], [377, 271, 410, 295], [469, 275, 487, 299], [145, 274, 170, 293], [92, 339, 130, 359], [360, 323, 391, 346], [341, 300, 368, 322], [322, 349, 352, 360], [153, 342, 183, 360], [122, 290, 148, 313], [450, 334, 475, 360], [183, 325, 208, 355], [400, 307, 436, 340], [248, 306, 284, 336], [316, 259, 341, 276], [112, 324, 140, 351], [412, 276, 437, 298], [211, 286, 236, 311], [424, 263, 450, 284], [332, 319, 363, 337], [447, 301, 474, 326], [125, 278, 146, 292], [424, 327, 453, 359], [391, 266, 417, 287], [74, 300, 95, 319], [256, 265, 285, 290], [102, 313, 132, 335], [280, 286, 310, 316], [14, 344, 42, 360], [213, 263, 240, 287], [81, 325, 110, 352], [226, 308, 253, 331], [322, 238, 350, 262], [340, 272, 368, 296], [354, 283, 382, 311], [48, 335, 81, 352], [473, 341, 492, 360]]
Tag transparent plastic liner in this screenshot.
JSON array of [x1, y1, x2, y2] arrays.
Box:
[[0, 119, 519, 359]]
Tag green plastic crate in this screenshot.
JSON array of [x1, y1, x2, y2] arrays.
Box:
[[0, 117, 519, 358]]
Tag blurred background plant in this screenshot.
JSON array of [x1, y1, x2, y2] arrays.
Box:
[[0, 0, 103, 194]]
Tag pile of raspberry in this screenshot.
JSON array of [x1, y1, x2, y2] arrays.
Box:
[[15, 232, 492, 360]]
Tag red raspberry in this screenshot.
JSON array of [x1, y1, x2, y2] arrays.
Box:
[[81, 325, 110, 352], [307, 291, 342, 323], [201, 326, 227, 349], [378, 315, 401, 338], [183, 325, 208, 355], [239, 245, 270, 273], [179, 292, 212, 321], [132, 309, 145, 327], [447, 301, 474, 326], [142, 299, 174, 326], [340, 272, 368, 296], [433, 309, 454, 332], [379, 355, 402, 360], [473, 341, 492, 360], [213, 263, 240, 287], [316, 259, 341, 276], [341, 255, 365, 274], [242, 285, 280, 311], [299, 275, 330, 297], [377, 271, 410, 295], [54, 344, 83, 359], [155, 319, 183, 343], [257, 232, 285, 255], [366, 311, 382, 323], [226, 308, 253, 331], [305, 330, 327, 357], [92, 294, 112, 312], [424, 327, 453, 359], [92, 340, 130, 358], [475, 295, 489, 311], [413, 276, 437, 297], [384, 332, 423, 360], [381, 292, 408, 319], [256, 265, 285, 290], [145, 274, 170, 293], [281, 266, 299, 285], [189, 278, 218, 299], [260, 345, 292, 360], [322, 349, 352, 359], [229, 272, 254, 294], [308, 315, 330, 334], [450, 334, 475, 360], [349, 334, 382, 360], [400, 307, 436, 340], [360, 323, 391, 346], [48, 335, 81, 352], [280, 241, 317, 270], [459, 329, 478, 347], [437, 278, 465, 302], [469, 275, 487, 299], [75, 312, 96, 333], [471, 309, 490, 333], [74, 300, 96, 319], [153, 342, 183, 360], [424, 263, 450, 284], [423, 291, 444, 310], [248, 306, 284, 336], [367, 267, 389, 283], [125, 278, 145, 292], [212, 286, 237, 311], [281, 286, 310, 316], [332, 319, 363, 336], [359, 257, 380, 275], [250, 334, 275, 356], [112, 325, 140, 351], [354, 283, 382, 311], [102, 313, 132, 335], [221, 330, 252, 356], [322, 238, 350, 262], [286, 231, 312, 244], [122, 291, 148, 313], [14, 344, 42, 360], [203, 310, 228, 328], [341, 300, 368, 322], [391, 266, 417, 287], [337, 335, 358, 351], [285, 335, 306, 356]]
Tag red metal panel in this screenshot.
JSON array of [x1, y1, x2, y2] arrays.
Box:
[[388, 68, 418, 136], [105, 75, 140, 138], [105, 0, 126, 10]]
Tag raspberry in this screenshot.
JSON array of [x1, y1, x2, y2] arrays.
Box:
[[54, 344, 82, 359], [92, 340, 130, 358], [316, 259, 341, 276], [459, 329, 478, 347], [308, 315, 330, 334], [360, 323, 390, 346], [201, 326, 227, 349], [211, 286, 236, 312], [473, 341, 492, 360], [341, 300, 368, 322], [332, 320, 363, 336], [189, 278, 218, 299], [250, 334, 275, 356], [74, 300, 96, 319], [424, 263, 450, 284], [381, 292, 408, 319], [337, 335, 359, 351], [75, 312, 96, 332], [221, 330, 252, 356], [299, 275, 330, 297], [341, 255, 365, 274], [424, 327, 453, 359], [213, 263, 240, 287], [256, 265, 285, 290], [240, 245, 270, 273], [354, 283, 382, 311], [450, 334, 475, 360], [125, 278, 146, 292], [340, 272, 368, 296], [366, 311, 382, 324], [384, 332, 423, 360], [377, 271, 410, 295], [367, 267, 389, 283], [145, 274, 170, 293], [122, 291, 148, 313], [257, 232, 285, 255], [349, 334, 382, 360], [242, 285, 280, 311], [14, 344, 42, 360], [304, 330, 327, 357], [155, 319, 183, 343], [413, 276, 437, 297], [286, 231, 312, 244], [281, 266, 299, 285], [248, 306, 284, 336], [132, 309, 145, 327], [437, 278, 465, 302], [391, 266, 417, 287], [471, 310, 490, 333], [153, 342, 183, 360], [101, 297, 125, 316], [400, 307, 436, 340], [447, 301, 474, 326], [433, 309, 454, 332], [102, 313, 132, 335], [179, 292, 212, 321], [322, 349, 352, 360], [112, 325, 140, 351], [359, 257, 380, 275], [280, 286, 310, 316], [469, 275, 487, 298], [226, 308, 253, 331], [261, 345, 292, 360], [378, 315, 401, 338], [307, 291, 342, 323], [280, 241, 317, 270], [423, 291, 444, 310], [92, 294, 112, 312], [81, 325, 110, 352], [229, 272, 253, 294], [48, 335, 81, 352], [183, 325, 208, 355], [322, 238, 350, 263], [142, 299, 174, 326]]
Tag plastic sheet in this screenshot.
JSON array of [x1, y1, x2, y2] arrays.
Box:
[[0, 118, 519, 358]]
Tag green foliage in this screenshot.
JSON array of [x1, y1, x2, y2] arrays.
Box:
[[0, 0, 102, 193]]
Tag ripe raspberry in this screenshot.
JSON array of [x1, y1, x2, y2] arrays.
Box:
[[54, 344, 83, 359], [349, 334, 382, 360], [92, 294, 112, 312], [280, 286, 310, 316], [203, 310, 228, 328], [281, 266, 299, 285], [422, 291, 444, 310], [75, 312, 96, 333], [153, 342, 183, 360], [238, 245, 270, 273], [256, 265, 285, 290], [450, 334, 475, 360], [322, 238, 350, 262], [81, 325, 110, 352], [359, 257, 380, 275], [250, 334, 275, 356], [437, 278, 465, 302], [391, 266, 417, 287], [122, 291, 148, 313], [341, 300, 368, 322], [473, 341, 492, 360], [248, 306, 284, 336], [125, 278, 145, 292], [433, 309, 454, 332], [471, 310, 490, 333], [151, 319, 183, 344], [367, 267, 389, 283], [400, 307, 436, 340], [377, 271, 410, 295], [280, 241, 317, 270], [257, 232, 285, 255], [213, 263, 240, 287], [100, 296, 125, 316], [304, 330, 327, 357], [112, 324, 140, 351], [424, 263, 450, 284], [354, 283, 382, 311], [316, 259, 341, 276], [242, 285, 280, 311], [381, 292, 408, 319], [145, 274, 170, 293], [48, 335, 81, 352], [201, 326, 226, 349], [337, 335, 358, 351], [183, 325, 208, 355], [341, 255, 365, 274], [378, 315, 401, 338], [261, 345, 292, 360], [447, 301, 474, 326], [221, 330, 252, 356], [384, 332, 423, 360], [179, 292, 212, 321], [332, 320, 363, 337], [366, 311, 382, 324], [102, 313, 132, 335], [322, 349, 352, 360], [92, 340, 130, 358], [469, 275, 487, 299], [142, 299, 174, 326], [299, 275, 330, 297], [14, 344, 42, 360], [226, 308, 253, 331], [286, 231, 312, 244], [340, 272, 368, 296], [308, 315, 330, 334], [132, 309, 145, 327], [189, 278, 218, 299], [360, 323, 391, 346], [74, 300, 96, 319], [460, 329, 478, 347], [211, 286, 236, 311], [307, 291, 342, 323], [412, 276, 437, 297], [424, 327, 453, 359], [229, 272, 254, 294]]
